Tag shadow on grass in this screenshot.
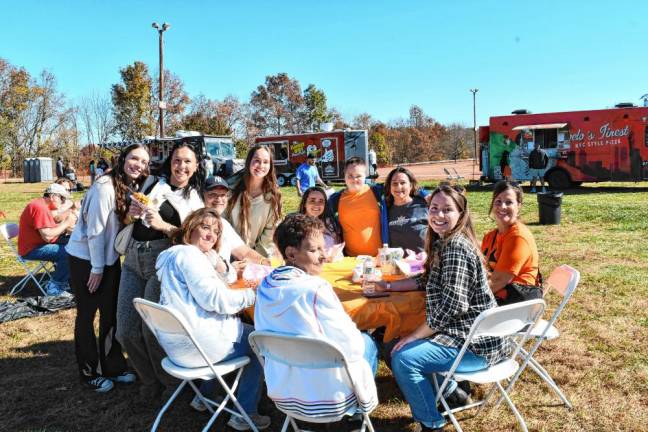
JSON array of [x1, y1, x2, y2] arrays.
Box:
[[0, 338, 412, 431], [0, 274, 46, 298]]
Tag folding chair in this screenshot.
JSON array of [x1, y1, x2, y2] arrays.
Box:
[[443, 168, 456, 181], [248, 331, 376, 432], [0, 223, 51, 296], [435, 299, 545, 432], [133, 298, 259, 432], [504, 265, 580, 408], [452, 168, 465, 181]]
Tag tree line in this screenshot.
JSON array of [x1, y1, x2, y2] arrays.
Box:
[[0, 57, 474, 177]]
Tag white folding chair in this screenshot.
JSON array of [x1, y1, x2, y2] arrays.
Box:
[[452, 168, 465, 181], [504, 265, 580, 408], [133, 298, 259, 432], [1, 223, 51, 296], [434, 299, 545, 432], [248, 331, 376, 432]]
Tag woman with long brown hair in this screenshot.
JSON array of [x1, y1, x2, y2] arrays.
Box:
[[66, 143, 150, 392], [378, 185, 507, 431], [384, 166, 428, 252], [225, 144, 282, 258], [116, 140, 206, 399]]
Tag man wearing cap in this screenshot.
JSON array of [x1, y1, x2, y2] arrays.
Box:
[[295, 152, 326, 196], [18, 183, 77, 296], [202, 176, 267, 280]]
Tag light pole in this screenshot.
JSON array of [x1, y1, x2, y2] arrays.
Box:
[[469, 88, 479, 180], [152, 22, 170, 138]]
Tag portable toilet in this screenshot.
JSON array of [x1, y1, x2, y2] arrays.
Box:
[[36, 157, 53, 182], [23, 159, 32, 183]]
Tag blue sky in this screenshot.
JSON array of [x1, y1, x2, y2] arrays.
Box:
[[2, 0, 647, 127]]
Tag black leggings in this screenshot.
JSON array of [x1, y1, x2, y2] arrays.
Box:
[[69, 255, 128, 379]]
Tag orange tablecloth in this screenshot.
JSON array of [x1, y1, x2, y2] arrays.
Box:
[[234, 257, 426, 342]]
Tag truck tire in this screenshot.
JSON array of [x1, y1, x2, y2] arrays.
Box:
[[277, 175, 286, 187], [547, 169, 571, 189], [290, 176, 298, 187]]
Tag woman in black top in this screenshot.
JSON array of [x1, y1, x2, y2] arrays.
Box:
[[115, 141, 206, 399]]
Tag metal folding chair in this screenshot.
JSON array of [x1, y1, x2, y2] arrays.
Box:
[[434, 299, 545, 432], [504, 265, 581, 408], [248, 330, 376, 432], [133, 298, 259, 432], [1, 223, 51, 296]]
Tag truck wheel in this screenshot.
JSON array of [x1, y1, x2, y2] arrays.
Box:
[[277, 176, 286, 187], [547, 170, 571, 189], [290, 176, 298, 187]]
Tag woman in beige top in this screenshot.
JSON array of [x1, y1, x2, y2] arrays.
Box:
[[225, 144, 282, 257]]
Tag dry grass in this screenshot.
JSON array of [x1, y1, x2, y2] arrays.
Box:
[[1, 181, 647, 431]]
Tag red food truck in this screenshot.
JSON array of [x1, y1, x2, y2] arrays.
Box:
[[254, 129, 369, 186], [479, 105, 648, 188]]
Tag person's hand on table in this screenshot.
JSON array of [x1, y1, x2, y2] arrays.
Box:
[[375, 280, 389, 292], [391, 333, 420, 354]]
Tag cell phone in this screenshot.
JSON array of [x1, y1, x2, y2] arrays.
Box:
[[362, 292, 390, 298]]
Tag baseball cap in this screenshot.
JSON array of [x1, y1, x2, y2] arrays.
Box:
[[45, 183, 71, 199], [203, 176, 231, 192], [307, 152, 317, 159]]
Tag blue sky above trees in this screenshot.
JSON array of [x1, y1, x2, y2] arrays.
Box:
[[2, 0, 647, 126]]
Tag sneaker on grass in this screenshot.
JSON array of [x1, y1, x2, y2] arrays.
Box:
[[109, 371, 137, 383], [227, 413, 271, 431], [84, 377, 114, 393]]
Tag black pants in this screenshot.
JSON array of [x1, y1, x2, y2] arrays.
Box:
[[69, 255, 128, 379]]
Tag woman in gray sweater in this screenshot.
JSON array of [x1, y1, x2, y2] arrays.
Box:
[[66, 144, 150, 393]]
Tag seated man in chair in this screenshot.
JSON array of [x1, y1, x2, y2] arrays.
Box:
[[255, 214, 379, 419], [18, 183, 76, 296]]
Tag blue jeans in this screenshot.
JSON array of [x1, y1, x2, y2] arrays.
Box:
[[22, 243, 69, 286], [200, 323, 264, 415], [391, 339, 488, 429], [362, 332, 379, 376]]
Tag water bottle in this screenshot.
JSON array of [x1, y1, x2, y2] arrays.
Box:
[[362, 259, 376, 294], [379, 243, 392, 276]]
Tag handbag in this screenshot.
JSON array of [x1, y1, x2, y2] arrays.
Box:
[[497, 283, 543, 306], [114, 223, 134, 255]]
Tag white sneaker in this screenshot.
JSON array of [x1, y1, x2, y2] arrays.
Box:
[[84, 376, 114, 393], [190, 394, 208, 412], [227, 413, 271, 431], [109, 371, 136, 383]]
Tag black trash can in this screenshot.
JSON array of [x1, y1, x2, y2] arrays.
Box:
[[537, 192, 563, 225]]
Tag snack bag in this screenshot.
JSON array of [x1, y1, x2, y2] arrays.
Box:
[[242, 263, 274, 288]]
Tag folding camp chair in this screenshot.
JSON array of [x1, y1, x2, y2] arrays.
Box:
[[0, 223, 51, 296], [443, 168, 456, 181], [133, 298, 259, 432], [504, 265, 580, 408], [248, 331, 376, 432], [452, 168, 465, 181], [434, 299, 545, 432]]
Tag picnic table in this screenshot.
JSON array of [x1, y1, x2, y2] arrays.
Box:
[[234, 257, 426, 342]]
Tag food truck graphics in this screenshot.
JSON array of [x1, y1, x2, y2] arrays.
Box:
[[254, 129, 370, 186], [479, 106, 648, 188]]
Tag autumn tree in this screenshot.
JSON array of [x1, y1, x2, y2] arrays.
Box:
[[152, 69, 190, 133], [327, 107, 348, 129], [79, 91, 114, 145], [352, 113, 373, 131], [303, 84, 330, 131], [111, 61, 154, 140], [250, 73, 304, 135], [180, 94, 243, 136]]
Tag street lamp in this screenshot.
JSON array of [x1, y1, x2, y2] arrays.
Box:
[[469, 88, 479, 181], [152, 22, 170, 138]]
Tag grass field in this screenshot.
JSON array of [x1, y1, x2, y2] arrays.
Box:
[[1, 180, 647, 431]]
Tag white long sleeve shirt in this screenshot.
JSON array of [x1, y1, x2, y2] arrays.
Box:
[[66, 175, 120, 273], [155, 244, 256, 368]]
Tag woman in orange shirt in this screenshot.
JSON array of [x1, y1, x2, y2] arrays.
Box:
[[481, 181, 542, 305]]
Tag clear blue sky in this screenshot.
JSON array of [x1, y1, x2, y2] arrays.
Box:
[[2, 0, 647, 127]]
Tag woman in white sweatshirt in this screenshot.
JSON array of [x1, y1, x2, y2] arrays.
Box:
[[155, 208, 270, 431], [255, 214, 379, 419], [65, 143, 149, 393]]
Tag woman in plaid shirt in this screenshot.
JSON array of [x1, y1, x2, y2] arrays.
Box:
[[381, 185, 508, 431]]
